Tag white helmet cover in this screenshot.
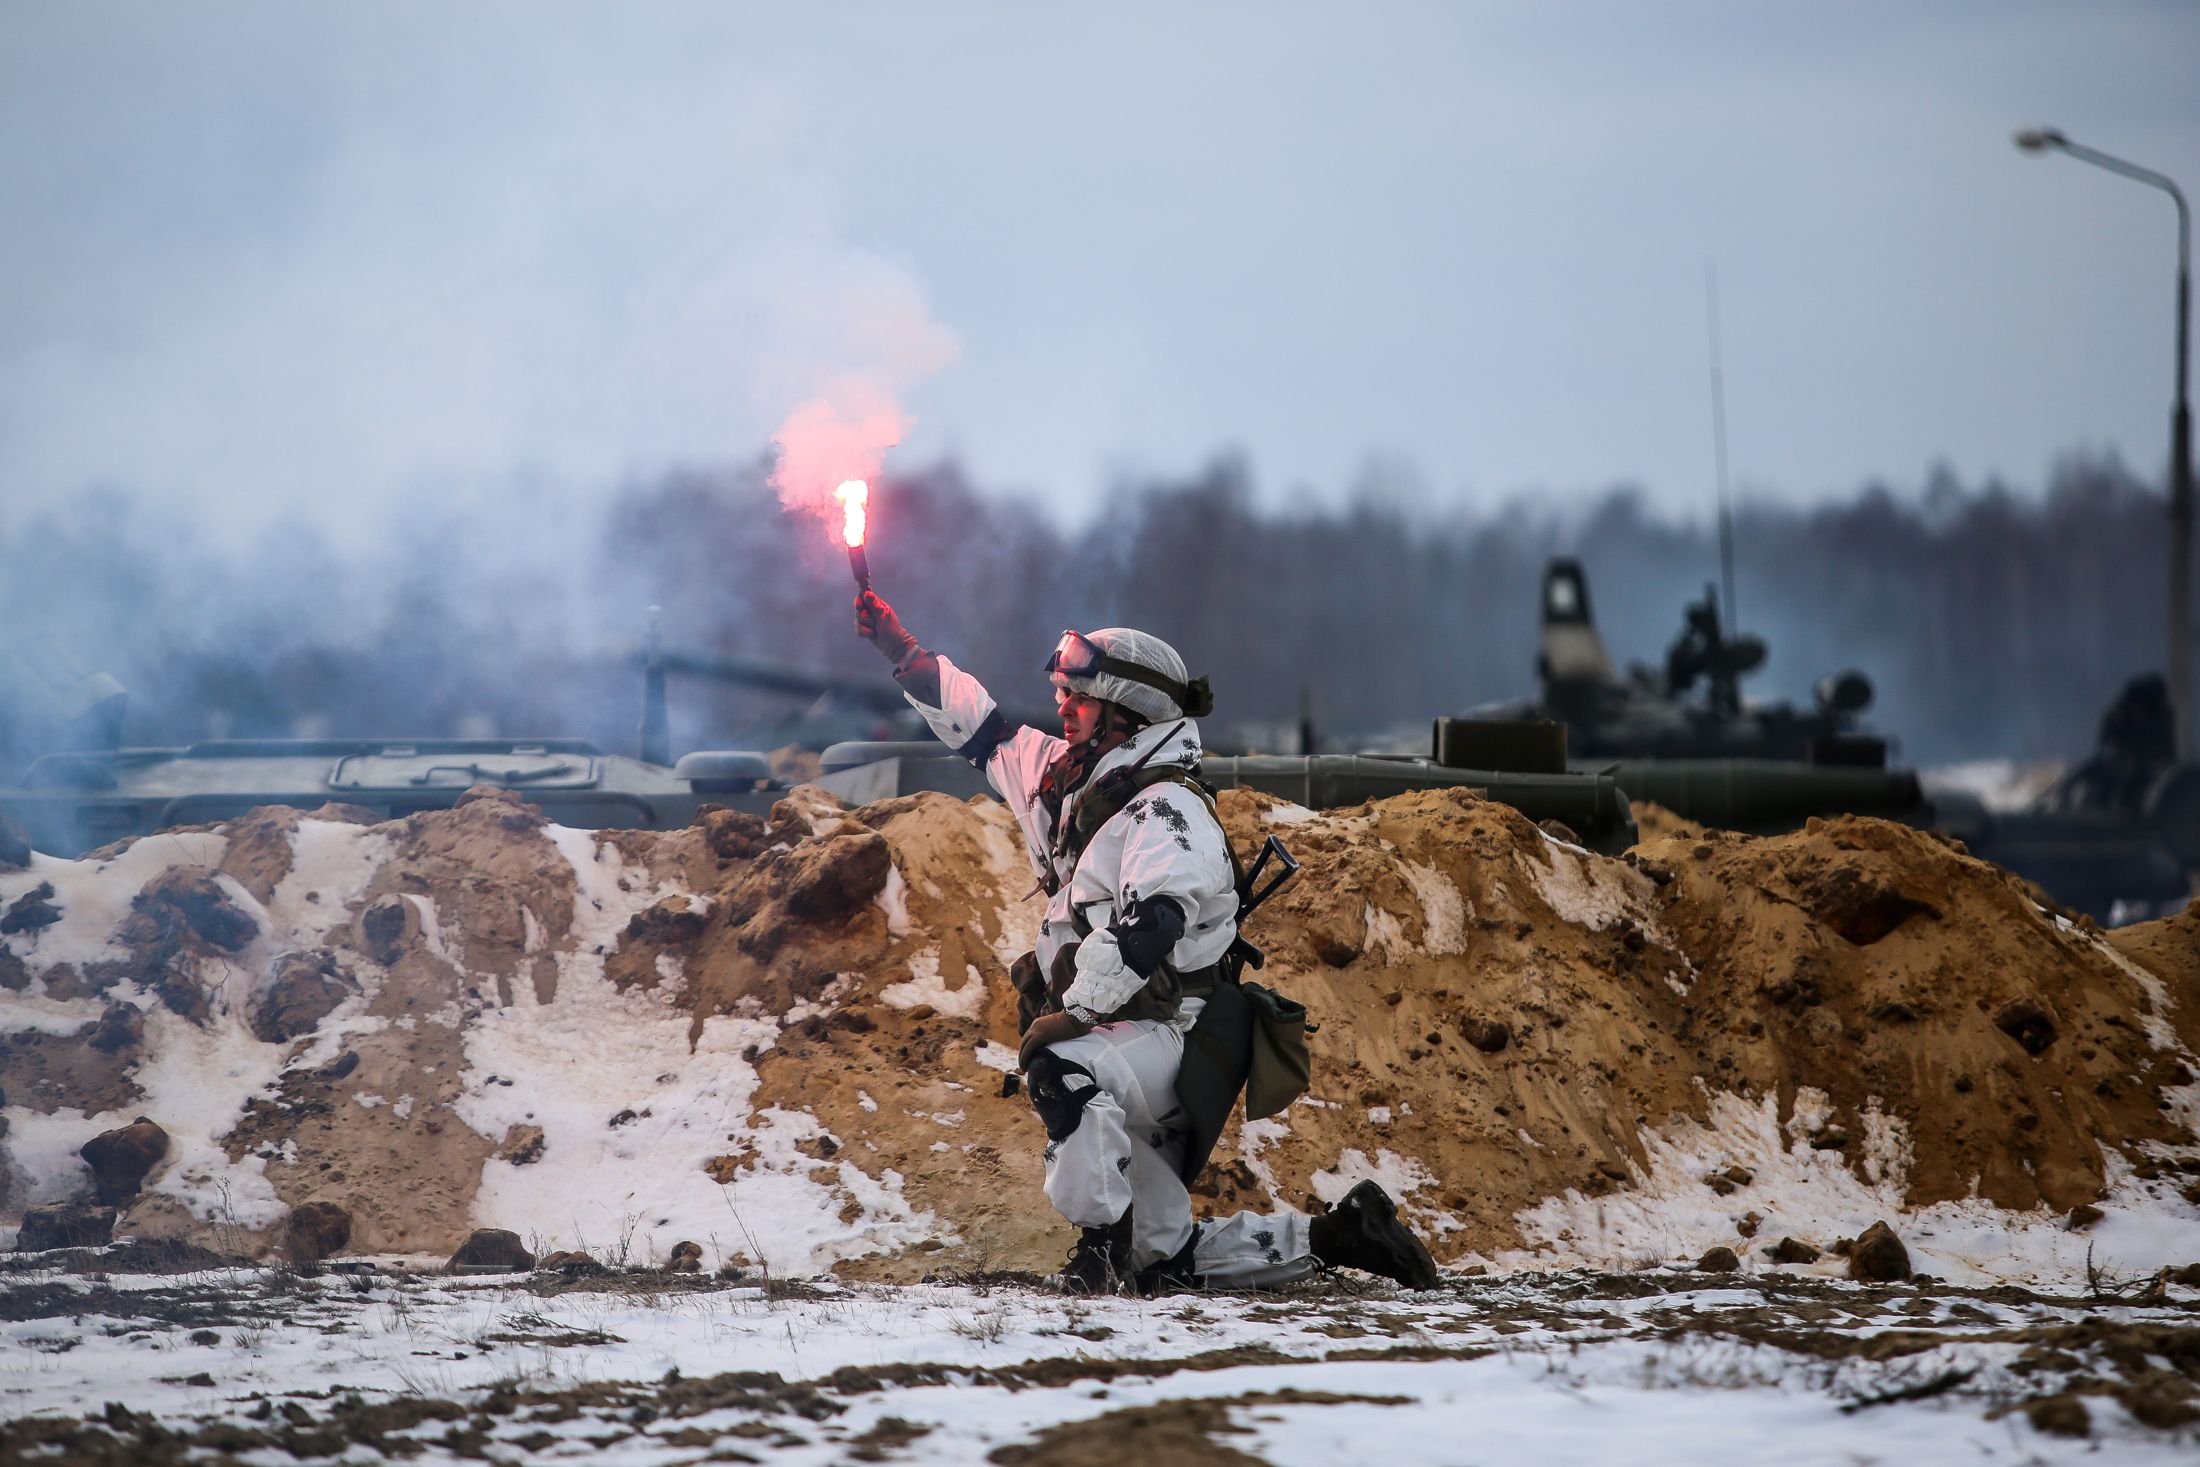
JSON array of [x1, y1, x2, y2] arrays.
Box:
[[1046, 626, 1212, 723]]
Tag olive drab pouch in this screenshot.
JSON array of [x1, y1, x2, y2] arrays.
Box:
[[1172, 981, 1253, 1183], [1240, 982, 1314, 1121], [1009, 950, 1047, 1035]]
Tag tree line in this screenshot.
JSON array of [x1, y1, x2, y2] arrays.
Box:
[[0, 450, 2171, 775]]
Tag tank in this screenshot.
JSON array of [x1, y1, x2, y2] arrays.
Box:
[[1494, 558, 1888, 766], [1462, 558, 1923, 831], [1469, 561, 2197, 921]]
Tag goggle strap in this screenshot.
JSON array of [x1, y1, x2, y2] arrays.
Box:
[[1048, 633, 1211, 716]]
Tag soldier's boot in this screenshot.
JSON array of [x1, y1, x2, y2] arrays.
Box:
[[1133, 1226, 1202, 1298], [1310, 1181, 1440, 1290], [1055, 1211, 1133, 1296]]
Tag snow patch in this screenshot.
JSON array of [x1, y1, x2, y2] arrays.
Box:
[[266, 821, 394, 943], [970, 1041, 1020, 1074], [874, 863, 913, 937], [1523, 842, 1648, 931], [1507, 1089, 2200, 1285], [880, 949, 984, 1019], [1401, 860, 1468, 954]]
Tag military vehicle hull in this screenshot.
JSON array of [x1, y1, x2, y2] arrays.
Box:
[[1, 733, 1639, 861], [0, 739, 793, 858], [817, 742, 1638, 854], [1595, 757, 1925, 832]]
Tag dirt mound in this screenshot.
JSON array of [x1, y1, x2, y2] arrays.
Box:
[[2, 780, 2195, 1278]]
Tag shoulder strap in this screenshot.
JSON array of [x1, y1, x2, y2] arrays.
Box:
[[1055, 762, 1240, 894]]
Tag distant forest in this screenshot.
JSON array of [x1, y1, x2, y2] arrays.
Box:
[[0, 451, 2173, 774]]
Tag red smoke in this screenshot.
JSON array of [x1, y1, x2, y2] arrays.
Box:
[[770, 386, 907, 543]]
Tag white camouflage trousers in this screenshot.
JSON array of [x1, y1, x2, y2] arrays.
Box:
[[1032, 1006, 1314, 1288]]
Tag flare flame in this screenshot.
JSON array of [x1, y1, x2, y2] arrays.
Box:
[[833, 479, 869, 548]]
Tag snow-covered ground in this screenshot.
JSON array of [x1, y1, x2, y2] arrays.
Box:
[[5, 1257, 2196, 1463]]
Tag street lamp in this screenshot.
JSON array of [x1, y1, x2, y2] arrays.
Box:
[[2015, 125, 2193, 758]]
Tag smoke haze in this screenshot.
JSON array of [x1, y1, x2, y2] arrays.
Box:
[[0, 453, 2165, 777]]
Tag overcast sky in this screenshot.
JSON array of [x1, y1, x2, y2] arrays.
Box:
[[2, 0, 2196, 535]]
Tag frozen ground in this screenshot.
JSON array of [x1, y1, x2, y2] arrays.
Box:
[[5, 1251, 2197, 1464]]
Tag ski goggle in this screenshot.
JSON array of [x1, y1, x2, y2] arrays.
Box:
[[1044, 631, 1110, 682], [1044, 630, 1197, 710]]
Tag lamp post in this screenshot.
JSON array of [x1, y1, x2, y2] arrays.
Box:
[[2015, 126, 2193, 758]]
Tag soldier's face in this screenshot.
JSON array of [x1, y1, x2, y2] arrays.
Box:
[[1055, 687, 1102, 743]]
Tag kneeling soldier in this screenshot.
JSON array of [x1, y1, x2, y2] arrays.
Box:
[[856, 591, 1439, 1294]]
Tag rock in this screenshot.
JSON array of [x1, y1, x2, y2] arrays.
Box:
[[1737, 1212, 1763, 1239], [79, 1117, 169, 1205], [1460, 1017, 1511, 1054], [314, 1049, 361, 1082], [250, 950, 358, 1043], [1845, 1220, 1912, 1282], [15, 1203, 115, 1251], [1993, 999, 2059, 1056], [2064, 1204, 2105, 1231], [781, 831, 893, 922], [2025, 1395, 2091, 1438], [498, 1125, 546, 1166], [87, 1002, 146, 1054], [133, 868, 256, 952], [0, 811, 31, 868], [1768, 1236, 1821, 1265], [623, 896, 709, 946], [359, 896, 418, 965], [447, 1228, 534, 1272], [1538, 819, 1579, 845], [0, 948, 27, 990], [2170, 1262, 2200, 1287], [698, 808, 772, 862], [1696, 1246, 1740, 1273], [283, 1201, 353, 1265], [1, 881, 63, 935], [537, 1249, 605, 1277], [146, 959, 211, 1024], [667, 1240, 703, 1273], [1704, 1174, 1737, 1197]]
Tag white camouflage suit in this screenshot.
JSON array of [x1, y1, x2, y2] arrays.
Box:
[[903, 653, 1313, 1287]]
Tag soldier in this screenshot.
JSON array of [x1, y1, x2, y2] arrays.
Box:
[[856, 590, 1438, 1294]]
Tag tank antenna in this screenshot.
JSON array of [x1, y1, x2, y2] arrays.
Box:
[[1706, 260, 1738, 635]]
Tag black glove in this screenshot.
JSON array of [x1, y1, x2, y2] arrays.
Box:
[[854, 589, 919, 667], [1112, 894, 1187, 977]]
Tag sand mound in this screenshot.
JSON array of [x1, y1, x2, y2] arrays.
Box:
[[3, 781, 2196, 1282]]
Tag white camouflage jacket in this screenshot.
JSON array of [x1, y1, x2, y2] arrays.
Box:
[[900, 654, 1238, 1016]]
